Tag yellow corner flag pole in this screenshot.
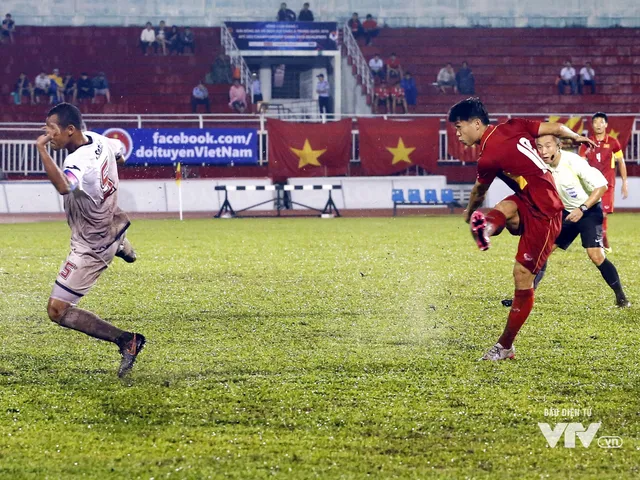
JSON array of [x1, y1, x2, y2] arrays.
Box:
[[176, 162, 183, 221]]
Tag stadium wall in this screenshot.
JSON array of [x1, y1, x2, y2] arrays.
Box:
[[0, 176, 449, 214], [4, 0, 640, 27]]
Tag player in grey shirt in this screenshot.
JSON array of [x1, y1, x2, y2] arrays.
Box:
[[36, 103, 145, 377]]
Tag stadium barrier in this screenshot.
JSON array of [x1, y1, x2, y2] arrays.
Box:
[[1, 114, 639, 176]]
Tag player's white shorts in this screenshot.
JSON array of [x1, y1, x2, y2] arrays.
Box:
[[50, 241, 120, 305]]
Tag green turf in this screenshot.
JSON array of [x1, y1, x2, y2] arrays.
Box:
[[0, 215, 638, 479]]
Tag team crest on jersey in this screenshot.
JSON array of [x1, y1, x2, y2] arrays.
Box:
[[103, 128, 133, 160], [603, 144, 610, 148]]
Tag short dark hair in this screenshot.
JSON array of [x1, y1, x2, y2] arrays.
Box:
[[447, 97, 490, 125], [592, 112, 608, 123], [47, 103, 83, 130]]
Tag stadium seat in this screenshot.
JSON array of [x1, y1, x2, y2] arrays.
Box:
[[424, 189, 439, 204], [391, 189, 405, 203], [441, 188, 455, 204], [408, 189, 421, 203]]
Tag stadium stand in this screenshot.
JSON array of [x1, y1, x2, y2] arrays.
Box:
[[0, 26, 232, 122], [355, 27, 640, 114]]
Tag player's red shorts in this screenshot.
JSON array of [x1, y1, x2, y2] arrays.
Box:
[[505, 194, 562, 274], [601, 179, 615, 214]]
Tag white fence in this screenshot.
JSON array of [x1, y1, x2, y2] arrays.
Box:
[[1, 114, 639, 176]]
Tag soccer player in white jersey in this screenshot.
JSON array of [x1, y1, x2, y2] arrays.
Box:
[[36, 103, 146, 377], [503, 134, 630, 308]]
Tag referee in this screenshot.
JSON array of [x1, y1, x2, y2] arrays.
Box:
[[503, 134, 630, 308]]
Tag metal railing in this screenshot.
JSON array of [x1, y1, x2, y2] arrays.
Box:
[[2, 114, 639, 175], [221, 24, 252, 99], [341, 22, 374, 100]]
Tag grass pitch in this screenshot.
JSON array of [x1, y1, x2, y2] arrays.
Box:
[[0, 215, 639, 479]]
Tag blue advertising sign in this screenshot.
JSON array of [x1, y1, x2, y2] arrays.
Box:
[[100, 128, 258, 166], [226, 22, 339, 51]]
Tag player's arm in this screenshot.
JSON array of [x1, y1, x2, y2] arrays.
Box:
[[566, 160, 608, 222], [615, 150, 629, 199], [464, 181, 490, 223], [537, 122, 596, 148], [36, 129, 71, 195]]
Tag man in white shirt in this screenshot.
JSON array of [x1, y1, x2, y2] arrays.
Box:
[[316, 73, 330, 115], [503, 134, 630, 308], [140, 22, 156, 55], [579, 61, 595, 94], [369, 54, 384, 81], [558, 60, 577, 95], [437, 63, 457, 94], [191, 80, 210, 113]]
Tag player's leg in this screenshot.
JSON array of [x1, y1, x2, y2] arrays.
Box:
[[580, 208, 630, 307], [52, 249, 145, 376], [483, 211, 562, 360], [470, 197, 519, 251]]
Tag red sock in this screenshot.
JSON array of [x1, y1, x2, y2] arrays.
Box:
[[602, 216, 609, 248], [485, 209, 507, 236], [498, 288, 534, 349]]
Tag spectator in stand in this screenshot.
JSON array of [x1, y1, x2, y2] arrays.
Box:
[[181, 27, 195, 54], [63, 74, 76, 103], [34, 72, 51, 104], [391, 83, 407, 114], [437, 63, 457, 94], [251, 72, 263, 108], [455, 61, 475, 94], [369, 53, 385, 81], [362, 14, 379, 46], [140, 22, 156, 55], [316, 73, 331, 115], [1, 13, 15, 44], [212, 53, 233, 84], [191, 80, 210, 113], [558, 60, 577, 95], [579, 61, 596, 94], [14, 73, 34, 104], [229, 79, 248, 113], [92, 72, 111, 103], [373, 79, 390, 114], [49, 68, 64, 104], [298, 3, 314, 21], [348, 13, 363, 40], [277, 3, 297, 21], [400, 71, 417, 110], [76, 72, 94, 103], [156, 20, 168, 56], [166, 25, 181, 55], [386, 53, 403, 83]]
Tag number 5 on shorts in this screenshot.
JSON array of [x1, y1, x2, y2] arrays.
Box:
[[59, 261, 77, 280]]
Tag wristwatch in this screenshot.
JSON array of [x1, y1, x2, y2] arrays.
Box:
[[579, 204, 588, 212]]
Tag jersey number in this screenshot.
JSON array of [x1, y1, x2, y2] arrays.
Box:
[[516, 138, 548, 171], [100, 160, 116, 201], [596, 152, 601, 163]]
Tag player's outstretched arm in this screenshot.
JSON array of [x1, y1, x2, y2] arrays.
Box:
[[464, 181, 490, 223], [36, 129, 71, 195], [538, 122, 597, 148]]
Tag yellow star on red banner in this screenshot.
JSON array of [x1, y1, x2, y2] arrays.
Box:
[[386, 137, 415, 164], [290, 139, 327, 168]]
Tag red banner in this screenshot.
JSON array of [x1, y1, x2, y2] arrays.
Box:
[[586, 116, 635, 151], [358, 118, 440, 175], [267, 119, 351, 178]]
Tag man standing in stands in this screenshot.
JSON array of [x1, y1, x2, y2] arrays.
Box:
[[578, 112, 628, 252], [36, 103, 145, 377], [449, 97, 595, 360], [298, 3, 314, 21], [277, 3, 296, 21], [316, 73, 331, 116]]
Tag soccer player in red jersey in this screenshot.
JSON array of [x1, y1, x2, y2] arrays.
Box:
[[578, 112, 629, 252], [448, 98, 596, 360]]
